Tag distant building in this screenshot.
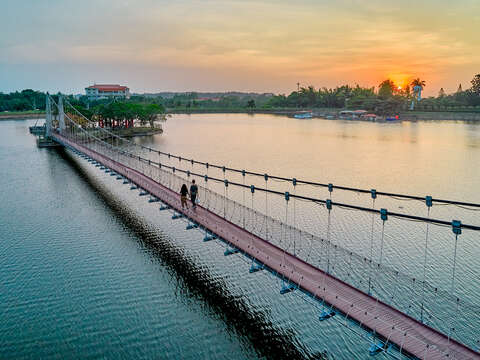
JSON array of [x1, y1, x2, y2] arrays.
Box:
[[85, 84, 130, 100]]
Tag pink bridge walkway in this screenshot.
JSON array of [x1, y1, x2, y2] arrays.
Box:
[[54, 133, 480, 360]]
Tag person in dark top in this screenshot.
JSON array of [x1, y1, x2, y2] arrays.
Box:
[[180, 184, 189, 209], [190, 179, 198, 209]]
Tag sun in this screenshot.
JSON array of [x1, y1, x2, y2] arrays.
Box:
[[397, 85, 402, 90]]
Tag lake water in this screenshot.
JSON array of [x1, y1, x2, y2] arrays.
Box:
[[1, 115, 479, 359]]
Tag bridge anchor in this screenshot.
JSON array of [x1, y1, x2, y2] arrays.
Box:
[[224, 247, 239, 256], [319, 308, 335, 321], [249, 262, 264, 273], [186, 222, 198, 230], [280, 282, 296, 295], [368, 339, 391, 356], [172, 212, 184, 219], [203, 232, 217, 242]]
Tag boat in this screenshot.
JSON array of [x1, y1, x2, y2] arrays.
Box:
[[339, 109, 367, 120], [361, 113, 378, 122], [386, 115, 400, 122], [293, 111, 313, 119]]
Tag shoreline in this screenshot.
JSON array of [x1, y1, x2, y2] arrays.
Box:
[[3, 110, 480, 122], [0, 112, 46, 120], [168, 109, 480, 121]]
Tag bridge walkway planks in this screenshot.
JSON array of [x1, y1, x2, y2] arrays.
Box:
[[54, 134, 480, 360]]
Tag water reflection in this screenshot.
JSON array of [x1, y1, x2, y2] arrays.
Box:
[[144, 114, 480, 202]]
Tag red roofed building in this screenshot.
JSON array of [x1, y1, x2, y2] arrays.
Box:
[[85, 84, 130, 100]]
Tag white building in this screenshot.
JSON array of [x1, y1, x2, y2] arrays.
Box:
[[85, 84, 130, 100]]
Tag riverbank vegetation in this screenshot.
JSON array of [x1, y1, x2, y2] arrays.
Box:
[[2, 74, 480, 117], [0, 89, 46, 112], [261, 75, 480, 114]]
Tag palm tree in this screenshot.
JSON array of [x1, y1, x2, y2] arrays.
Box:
[[411, 78, 426, 102], [411, 78, 426, 89]]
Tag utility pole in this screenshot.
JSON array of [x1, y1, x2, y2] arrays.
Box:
[[297, 82, 300, 108]]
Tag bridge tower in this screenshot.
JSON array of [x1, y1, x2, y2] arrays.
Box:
[[45, 93, 52, 137], [58, 93, 66, 134]]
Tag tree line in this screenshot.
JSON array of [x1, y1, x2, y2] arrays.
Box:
[[2, 74, 479, 115], [263, 74, 480, 114], [0, 89, 46, 112]]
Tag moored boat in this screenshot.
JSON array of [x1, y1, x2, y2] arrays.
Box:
[[293, 111, 313, 119]]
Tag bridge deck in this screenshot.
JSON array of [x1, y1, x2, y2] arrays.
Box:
[[55, 134, 479, 360]]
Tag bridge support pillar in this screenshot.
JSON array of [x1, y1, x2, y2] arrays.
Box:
[[58, 94, 66, 134], [45, 94, 52, 138]]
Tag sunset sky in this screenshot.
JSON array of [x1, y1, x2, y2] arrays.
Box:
[[1, 0, 479, 96]]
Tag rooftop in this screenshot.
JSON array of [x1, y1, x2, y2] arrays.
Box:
[[86, 84, 129, 91]]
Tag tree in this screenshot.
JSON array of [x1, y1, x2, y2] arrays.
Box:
[[457, 84, 463, 93], [378, 80, 395, 98], [471, 74, 480, 95], [246, 99, 256, 108], [141, 103, 166, 129], [375, 96, 405, 115], [438, 88, 446, 97], [411, 78, 426, 89], [299, 86, 317, 106]]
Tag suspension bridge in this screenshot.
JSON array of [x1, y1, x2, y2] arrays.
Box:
[[33, 94, 480, 359]]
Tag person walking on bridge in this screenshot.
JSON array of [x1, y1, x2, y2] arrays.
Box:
[[190, 179, 198, 209], [180, 183, 189, 209]]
